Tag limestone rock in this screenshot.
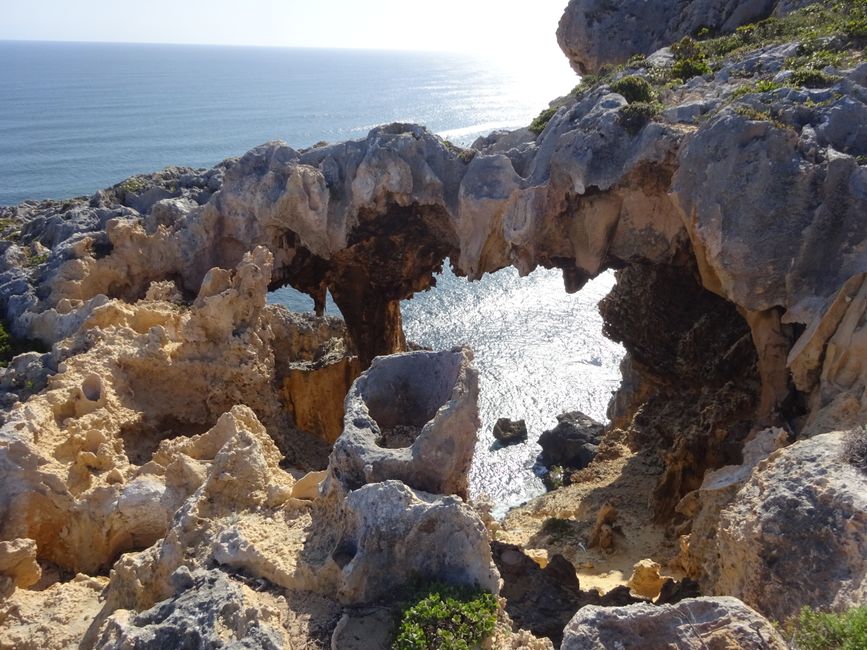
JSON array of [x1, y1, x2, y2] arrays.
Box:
[[537, 411, 604, 470], [556, 0, 813, 73], [0, 538, 41, 596], [335, 481, 500, 603], [95, 569, 291, 649], [330, 608, 393, 650], [328, 347, 480, 499], [677, 427, 789, 587], [714, 431, 867, 620], [561, 597, 787, 649], [627, 559, 667, 600], [493, 418, 528, 445]]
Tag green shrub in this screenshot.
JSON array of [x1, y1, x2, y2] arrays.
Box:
[[784, 605, 867, 650], [618, 101, 662, 134], [671, 57, 712, 79], [789, 69, 839, 88], [529, 107, 558, 135], [118, 177, 147, 194], [0, 322, 10, 367], [610, 75, 656, 103], [393, 582, 497, 650]]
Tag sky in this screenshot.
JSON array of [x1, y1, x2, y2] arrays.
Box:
[[1, 0, 571, 61]]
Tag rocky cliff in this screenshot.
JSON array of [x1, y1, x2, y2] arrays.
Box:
[[1, 0, 866, 647]]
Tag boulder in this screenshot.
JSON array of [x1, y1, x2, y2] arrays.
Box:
[[328, 347, 480, 499], [335, 481, 500, 603], [95, 569, 290, 649], [627, 559, 668, 600], [714, 431, 867, 620], [537, 411, 604, 470], [561, 597, 788, 649], [0, 538, 41, 597], [493, 418, 528, 445]]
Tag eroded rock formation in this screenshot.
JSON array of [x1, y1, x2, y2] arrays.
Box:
[[1, 0, 866, 645]]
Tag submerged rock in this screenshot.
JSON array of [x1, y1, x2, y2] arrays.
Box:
[[493, 418, 528, 445]]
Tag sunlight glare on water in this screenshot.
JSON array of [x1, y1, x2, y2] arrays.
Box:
[[401, 265, 624, 516]]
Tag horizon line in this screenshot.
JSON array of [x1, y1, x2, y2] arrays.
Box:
[[0, 37, 473, 56]]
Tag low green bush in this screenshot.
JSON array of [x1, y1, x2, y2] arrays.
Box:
[[789, 69, 839, 87], [784, 605, 867, 649], [671, 57, 712, 79], [610, 75, 656, 103], [618, 101, 662, 134], [529, 107, 557, 135], [393, 581, 497, 650], [0, 322, 10, 367]]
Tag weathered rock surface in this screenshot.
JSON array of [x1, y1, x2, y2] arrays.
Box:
[[561, 597, 788, 649], [676, 427, 789, 590], [713, 431, 867, 620], [96, 569, 291, 649], [1, 1, 866, 645], [537, 411, 604, 470], [0, 538, 41, 597], [556, 0, 814, 73], [0, 573, 108, 650], [0, 250, 348, 575], [328, 347, 479, 499]]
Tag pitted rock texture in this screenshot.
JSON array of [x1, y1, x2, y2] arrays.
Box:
[[560, 597, 787, 649], [328, 347, 479, 499], [0, 250, 351, 574], [95, 568, 291, 650], [713, 431, 867, 619]]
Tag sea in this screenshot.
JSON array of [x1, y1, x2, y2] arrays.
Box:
[[1, 40, 624, 515]]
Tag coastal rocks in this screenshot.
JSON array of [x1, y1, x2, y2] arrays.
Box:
[[713, 431, 867, 620], [492, 541, 587, 645], [328, 347, 479, 499], [95, 569, 291, 650], [537, 411, 603, 470], [676, 427, 789, 589], [788, 272, 867, 435], [493, 418, 528, 445], [560, 597, 787, 649], [599, 261, 759, 518], [0, 250, 354, 574], [556, 0, 811, 73]]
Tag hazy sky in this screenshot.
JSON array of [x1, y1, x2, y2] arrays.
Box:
[[2, 1, 570, 60]]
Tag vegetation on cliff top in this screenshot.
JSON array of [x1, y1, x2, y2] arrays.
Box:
[[784, 605, 867, 649], [571, 0, 866, 106], [393, 581, 497, 649]]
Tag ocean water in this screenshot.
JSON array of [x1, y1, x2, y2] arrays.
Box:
[[2, 40, 623, 514], [0, 40, 574, 205], [273, 265, 625, 516]]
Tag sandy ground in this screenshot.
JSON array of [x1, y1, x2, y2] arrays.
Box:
[[496, 433, 683, 593]]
